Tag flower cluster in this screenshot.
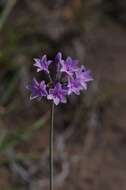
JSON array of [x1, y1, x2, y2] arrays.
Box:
[[27, 52, 93, 105]]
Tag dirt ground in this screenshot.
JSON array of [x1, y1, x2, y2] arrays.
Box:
[[0, 0, 126, 190]]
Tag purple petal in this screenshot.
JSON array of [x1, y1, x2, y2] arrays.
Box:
[[55, 52, 62, 62], [54, 97, 60, 105], [33, 55, 52, 73], [47, 94, 54, 100]]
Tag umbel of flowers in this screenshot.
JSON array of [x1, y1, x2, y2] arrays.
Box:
[[27, 52, 93, 105]]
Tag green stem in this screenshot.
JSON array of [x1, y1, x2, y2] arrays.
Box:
[[49, 102, 54, 190]]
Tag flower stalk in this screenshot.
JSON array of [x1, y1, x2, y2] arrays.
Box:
[[49, 102, 54, 190], [26, 52, 93, 189]]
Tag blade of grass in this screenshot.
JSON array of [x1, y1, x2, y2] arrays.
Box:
[[0, 0, 17, 31]]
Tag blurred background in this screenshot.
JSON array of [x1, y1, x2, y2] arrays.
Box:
[[0, 0, 126, 189]]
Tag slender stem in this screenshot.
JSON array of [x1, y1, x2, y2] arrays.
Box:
[[49, 102, 54, 190]]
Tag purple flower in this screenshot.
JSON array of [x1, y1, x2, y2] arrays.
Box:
[[55, 52, 64, 79], [34, 55, 52, 73], [67, 78, 83, 95], [60, 56, 79, 76], [27, 78, 47, 100], [75, 66, 93, 90], [55, 52, 64, 64], [47, 83, 67, 105], [27, 52, 93, 105]]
